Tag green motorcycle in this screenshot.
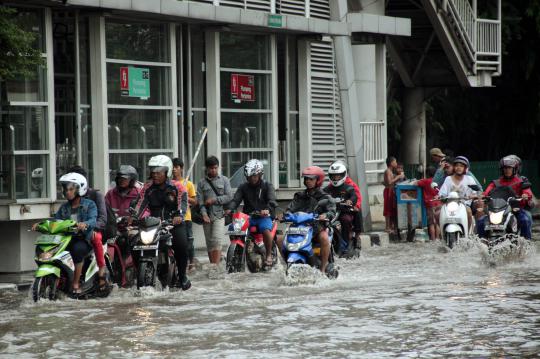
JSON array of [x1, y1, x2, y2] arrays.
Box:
[[32, 219, 112, 301]]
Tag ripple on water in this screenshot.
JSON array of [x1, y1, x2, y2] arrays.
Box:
[[0, 239, 539, 357]]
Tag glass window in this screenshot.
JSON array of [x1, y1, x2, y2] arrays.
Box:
[[0, 67, 47, 103], [220, 33, 270, 70], [221, 113, 271, 149], [108, 109, 171, 150], [107, 64, 170, 106], [220, 72, 271, 110], [109, 152, 173, 185], [18, 155, 49, 199], [191, 28, 206, 109], [0, 106, 48, 151], [222, 151, 271, 187], [13, 8, 45, 52], [106, 20, 170, 62]]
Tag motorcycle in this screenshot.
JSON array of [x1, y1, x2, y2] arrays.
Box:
[[479, 185, 526, 250], [32, 219, 112, 301], [106, 215, 137, 288], [131, 214, 177, 290], [439, 191, 473, 249], [225, 211, 279, 273], [281, 212, 339, 279], [331, 198, 360, 259]]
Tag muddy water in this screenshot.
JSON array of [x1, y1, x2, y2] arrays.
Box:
[[0, 239, 539, 358]]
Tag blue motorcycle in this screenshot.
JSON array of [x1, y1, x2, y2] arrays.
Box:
[[282, 212, 338, 279]]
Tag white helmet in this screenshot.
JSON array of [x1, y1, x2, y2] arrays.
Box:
[[32, 168, 44, 179], [244, 159, 264, 178], [59, 172, 88, 197], [328, 161, 347, 187], [148, 155, 173, 178]]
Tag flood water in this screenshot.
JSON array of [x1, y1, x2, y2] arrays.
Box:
[[0, 238, 539, 358]]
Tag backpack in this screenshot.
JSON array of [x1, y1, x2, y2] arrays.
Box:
[[88, 189, 117, 240]]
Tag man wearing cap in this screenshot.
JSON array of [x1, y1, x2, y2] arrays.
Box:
[[430, 148, 446, 166]]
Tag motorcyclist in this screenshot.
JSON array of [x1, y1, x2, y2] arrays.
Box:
[[324, 161, 358, 257], [438, 156, 480, 230], [68, 165, 109, 292], [283, 166, 336, 273], [227, 159, 278, 269], [476, 156, 535, 239], [32, 173, 97, 295], [133, 155, 191, 290], [105, 165, 141, 217]]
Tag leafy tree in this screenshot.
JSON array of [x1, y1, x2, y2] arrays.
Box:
[[0, 6, 45, 80]]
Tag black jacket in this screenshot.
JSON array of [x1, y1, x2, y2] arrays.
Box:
[[324, 183, 358, 204], [228, 180, 278, 217], [286, 188, 336, 221]]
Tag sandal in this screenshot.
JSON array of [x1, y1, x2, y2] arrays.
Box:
[[97, 275, 110, 293], [263, 256, 273, 270]]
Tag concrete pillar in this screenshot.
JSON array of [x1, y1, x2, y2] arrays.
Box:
[[331, 0, 373, 231], [400, 88, 426, 166], [0, 221, 38, 272]]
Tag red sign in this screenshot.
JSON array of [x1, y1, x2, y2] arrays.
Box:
[[120, 67, 129, 96], [231, 74, 255, 102]]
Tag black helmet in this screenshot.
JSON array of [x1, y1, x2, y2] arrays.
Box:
[[115, 165, 138, 187]]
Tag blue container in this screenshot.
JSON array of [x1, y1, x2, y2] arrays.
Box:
[[395, 182, 427, 230]]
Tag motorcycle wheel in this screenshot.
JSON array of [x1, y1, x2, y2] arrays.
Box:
[[445, 232, 459, 249], [137, 261, 155, 289], [226, 243, 245, 273], [158, 252, 176, 289], [32, 274, 58, 302]]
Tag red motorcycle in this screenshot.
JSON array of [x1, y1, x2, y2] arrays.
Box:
[[106, 216, 137, 287], [225, 211, 279, 273]]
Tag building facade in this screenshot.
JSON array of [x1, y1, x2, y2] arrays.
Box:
[[0, 0, 500, 272]]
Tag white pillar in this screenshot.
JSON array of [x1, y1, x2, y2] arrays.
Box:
[[89, 15, 109, 191], [400, 88, 426, 166], [205, 31, 221, 159]]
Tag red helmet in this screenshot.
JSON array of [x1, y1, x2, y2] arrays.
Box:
[[302, 166, 325, 188]]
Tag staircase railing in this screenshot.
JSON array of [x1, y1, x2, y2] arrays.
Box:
[[441, 0, 501, 75]]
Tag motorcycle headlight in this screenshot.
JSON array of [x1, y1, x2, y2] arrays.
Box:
[[140, 228, 157, 244], [447, 201, 459, 216], [489, 211, 504, 225], [38, 249, 56, 261]]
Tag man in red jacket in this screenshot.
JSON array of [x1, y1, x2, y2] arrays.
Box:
[[329, 161, 364, 240], [477, 156, 535, 239]]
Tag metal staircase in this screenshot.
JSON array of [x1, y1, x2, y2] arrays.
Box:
[[424, 0, 501, 86]]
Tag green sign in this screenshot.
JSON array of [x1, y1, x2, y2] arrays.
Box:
[[268, 14, 283, 28], [120, 67, 150, 99]]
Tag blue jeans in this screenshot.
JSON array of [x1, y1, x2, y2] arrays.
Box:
[[476, 210, 532, 240], [249, 217, 273, 233]]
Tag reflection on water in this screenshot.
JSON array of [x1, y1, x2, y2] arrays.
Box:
[[0, 239, 539, 358]]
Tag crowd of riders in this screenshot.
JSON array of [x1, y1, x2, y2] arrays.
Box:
[[383, 149, 536, 242], [32, 148, 535, 296]]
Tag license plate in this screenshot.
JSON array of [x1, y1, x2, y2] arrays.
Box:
[[36, 235, 63, 245], [287, 227, 310, 235], [226, 231, 246, 236], [486, 224, 505, 231], [133, 244, 158, 250]]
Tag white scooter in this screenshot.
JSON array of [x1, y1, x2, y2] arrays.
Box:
[[439, 191, 472, 249]]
